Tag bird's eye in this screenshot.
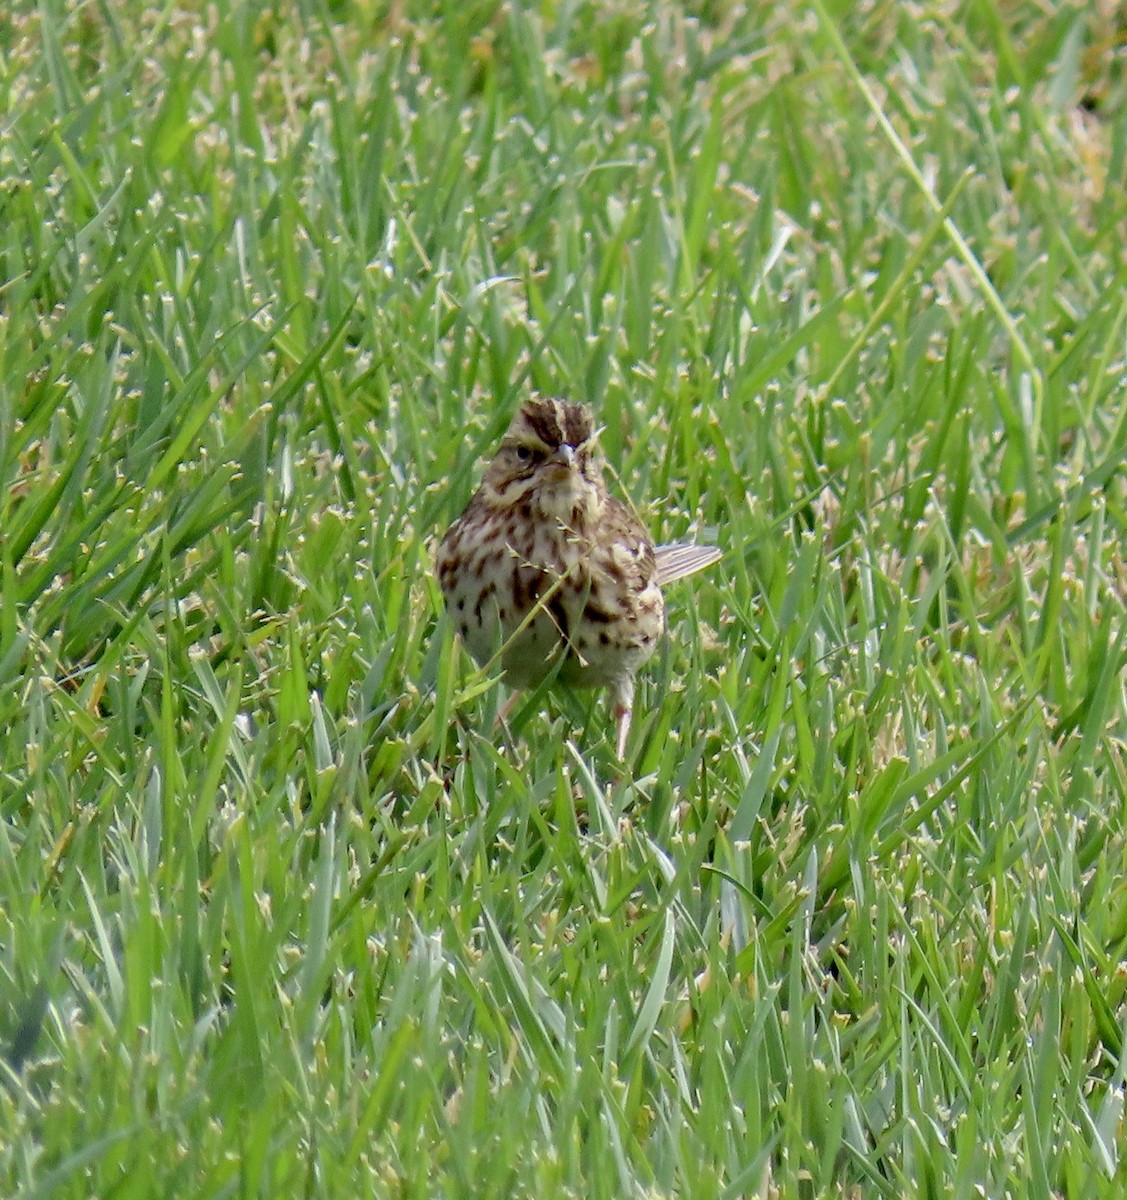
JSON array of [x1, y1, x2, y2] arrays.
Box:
[[515, 445, 532, 462]]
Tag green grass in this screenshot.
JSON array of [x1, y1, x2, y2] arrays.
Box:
[[1, 0, 1125, 1195]]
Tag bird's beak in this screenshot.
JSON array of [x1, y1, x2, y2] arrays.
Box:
[[544, 444, 576, 479]]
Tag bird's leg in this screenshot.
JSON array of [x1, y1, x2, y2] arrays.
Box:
[[612, 678, 635, 760], [494, 690, 522, 755]]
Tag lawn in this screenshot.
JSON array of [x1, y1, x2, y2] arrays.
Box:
[[2, 1, 1126, 1195]]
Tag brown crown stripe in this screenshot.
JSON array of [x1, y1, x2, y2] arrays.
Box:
[[523, 399, 592, 449]]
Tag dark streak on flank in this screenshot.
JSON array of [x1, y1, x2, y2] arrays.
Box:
[[547, 594, 570, 645], [603, 559, 626, 585]]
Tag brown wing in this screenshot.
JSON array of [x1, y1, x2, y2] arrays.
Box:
[[597, 497, 659, 583], [653, 543, 722, 586]]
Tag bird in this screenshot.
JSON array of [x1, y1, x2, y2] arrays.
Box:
[[436, 398, 720, 757]]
